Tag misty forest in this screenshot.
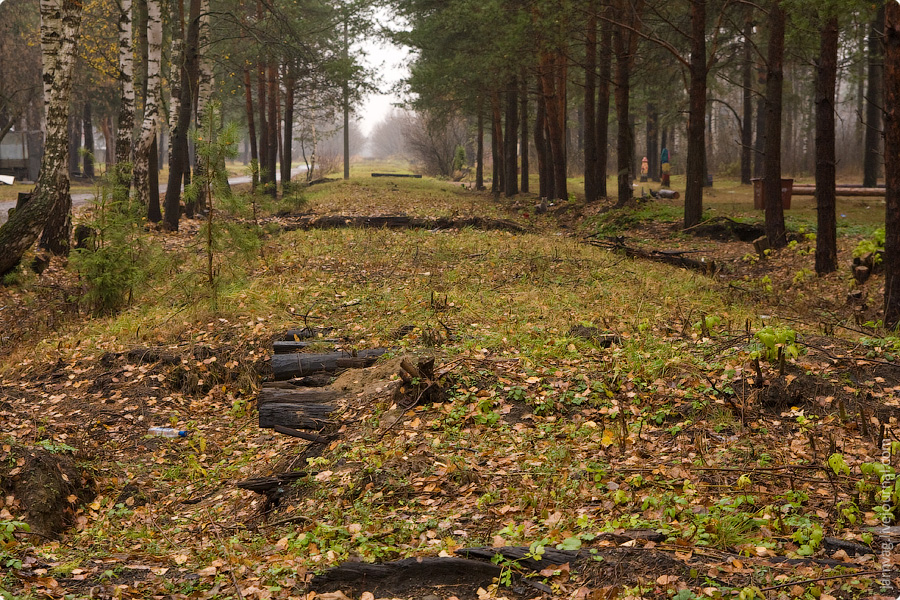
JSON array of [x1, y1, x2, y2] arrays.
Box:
[[3, 0, 900, 599]]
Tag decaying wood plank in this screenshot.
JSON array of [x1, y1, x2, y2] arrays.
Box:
[[270, 348, 387, 380], [236, 471, 308, 494], [311, 556, 502, 588], [257, 385, 339, 405], [259, 402, 334, 430], [457, 546, 581, 571], [273, 340, 339, 353]]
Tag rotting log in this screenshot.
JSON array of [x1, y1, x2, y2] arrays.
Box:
[[397, 357, 444, 406], [273, 340, 339, 353], [258, 403, 334, 429], [270, 348, 387, 380], [456, 546, 581, 571], [236, 471, 308, 494], [279, 214, 527, 234], [257, 386, 339, 405], [791, 186, 885, 197], [370, 173, 422, 178], [585, 239, 716, 275], [311, 557, 502, 590]]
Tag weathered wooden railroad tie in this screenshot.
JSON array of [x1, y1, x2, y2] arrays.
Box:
[[255, 327, 442, 443], [239, 327, 443, 503]]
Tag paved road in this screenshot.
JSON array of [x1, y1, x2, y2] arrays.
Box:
[[0, 169, 301, 225]]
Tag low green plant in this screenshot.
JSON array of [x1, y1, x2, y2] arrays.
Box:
[[853, 227, 885, 262], [751, 325, 800, 362], [0, 519, 29, 570]]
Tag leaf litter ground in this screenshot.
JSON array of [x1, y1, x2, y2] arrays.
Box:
[[0, 176, 898, 599]]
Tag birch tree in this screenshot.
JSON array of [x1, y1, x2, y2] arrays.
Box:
[[114, 0, 134, 189], [38, 0, 76, 254], [194, 0, 213, 209], [131, 0, 161, 206], [0, 0, 83, 274]]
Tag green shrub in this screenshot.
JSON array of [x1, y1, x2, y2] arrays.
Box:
[[69, 184, 158, 315]]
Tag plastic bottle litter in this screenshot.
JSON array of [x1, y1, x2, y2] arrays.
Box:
[[148, 427, 188, 438]]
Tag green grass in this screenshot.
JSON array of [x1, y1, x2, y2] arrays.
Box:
[[0, 170, 889, 599]]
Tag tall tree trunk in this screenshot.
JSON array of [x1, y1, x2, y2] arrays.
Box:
[[147, 136, 161, 221], [491, 91, 503, 196], [535, 88, 550, 199], [38, 0, 73, 255], [167, 33, 183, 190], [584, 5, 598, 202], [597, 18, 611, 198], [864, 2, 885, 187], [815, 16, 838, 275], [243, 66, 259, 191], [266, 61, 278, 196], [163, 0, 199, 231], [753, 63, 766, 178], [68, 108, 81, 176], [275, 73, 282, 180], [256, 0, 268, 182], [647, 103, 658, 182], [158, 130, 166, 170], [740, 7, 753, 185], [256, 59, 268, 181], [683, 0, 707, 228], [132, 0, 162, 207], [99, 115, 114, 169], [193, 0, 213, 211], [520, 72, 529, 194], [612, 26, 632, 207], [763, 0, 787, 248], [504, 76, 519, 197], [282, 64, 295, 191], [0, 0, 82, 274], [856, 22, 867, 162], [476, 97, 484, 190], [884, 1, 900, 327], [39, 0, 61, 120], [540, 51, 568, 201], [342, 17, 350, 180], [83, 101, 94, 178]]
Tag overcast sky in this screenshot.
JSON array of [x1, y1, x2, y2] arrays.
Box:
[[356, 15, 410, 135]]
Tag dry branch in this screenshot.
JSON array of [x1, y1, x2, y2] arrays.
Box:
[[585, 238, 716, 274]]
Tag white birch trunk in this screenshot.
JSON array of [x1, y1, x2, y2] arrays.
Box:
[[0, 0, 82, 271], [115, 0, 135, 168], [131, 0, 161, 205], [194, 0, 214, 207], [167, 36, 183, 164], [196, 0, 213, 123], [39, 0, 61, 135]]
